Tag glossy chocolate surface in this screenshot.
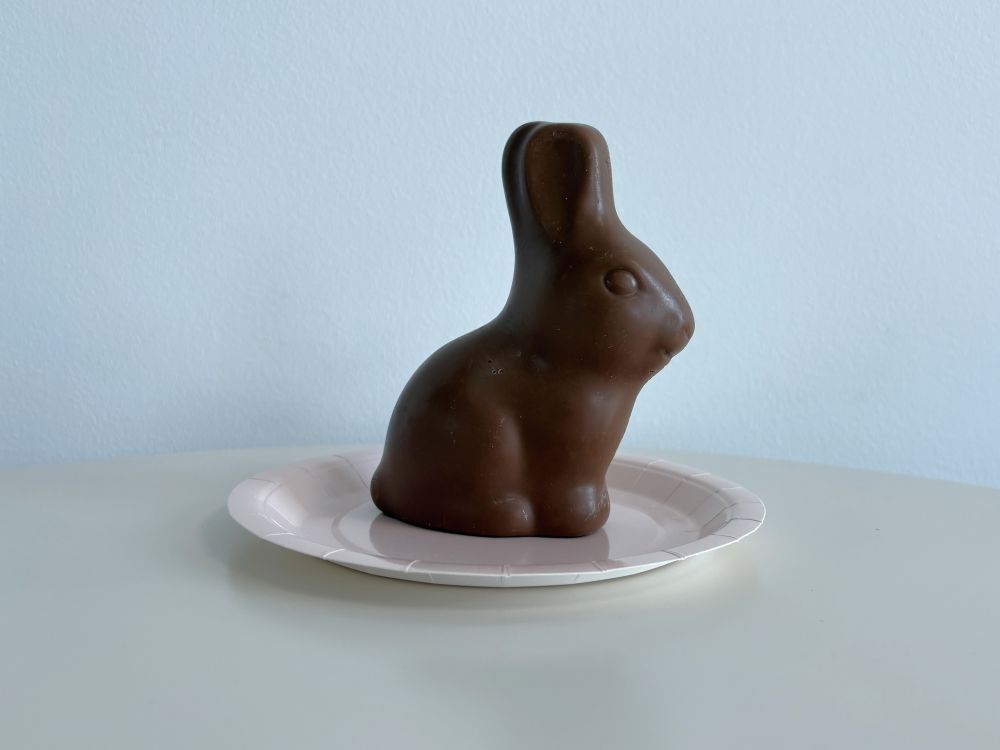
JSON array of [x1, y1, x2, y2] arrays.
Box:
[[370, 122, 694, 537]]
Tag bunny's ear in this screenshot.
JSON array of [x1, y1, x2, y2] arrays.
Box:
[[503, 122, 617, 245]]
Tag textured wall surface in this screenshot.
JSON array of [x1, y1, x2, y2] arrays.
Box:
[[2, 1, 998, 486]]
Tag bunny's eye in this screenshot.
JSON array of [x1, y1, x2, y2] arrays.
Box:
[[604, 269, 638, 296]]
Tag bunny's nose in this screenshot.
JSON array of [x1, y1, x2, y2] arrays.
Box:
[[682, 317, 695, 346], [666, 316, 694, 356], [674, 325, 693, 354]]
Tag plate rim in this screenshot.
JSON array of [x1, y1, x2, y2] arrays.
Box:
[[227, 447, 766, 587]]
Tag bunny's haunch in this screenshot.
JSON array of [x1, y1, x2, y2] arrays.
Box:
[[370, 122, 694, 538]]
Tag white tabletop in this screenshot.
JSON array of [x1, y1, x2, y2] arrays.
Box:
[[3, 445, 998, 749]]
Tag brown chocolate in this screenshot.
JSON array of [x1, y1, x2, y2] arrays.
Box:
[[371, 122, 694, 537]]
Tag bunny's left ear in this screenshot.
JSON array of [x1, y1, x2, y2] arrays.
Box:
[[503, 122, 618, 245]]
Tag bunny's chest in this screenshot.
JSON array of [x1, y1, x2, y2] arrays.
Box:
[[504, 371, 635, 443]]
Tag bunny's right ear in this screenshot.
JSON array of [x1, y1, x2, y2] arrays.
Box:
[[503, 122, 618, 246]]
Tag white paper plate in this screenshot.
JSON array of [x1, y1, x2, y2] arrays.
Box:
[[227, 447, 765, 587]]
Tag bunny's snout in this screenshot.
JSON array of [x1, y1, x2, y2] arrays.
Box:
[[660, 295, 694, 358], [676, 317, 695, 353], [663, 326, 691, 360]]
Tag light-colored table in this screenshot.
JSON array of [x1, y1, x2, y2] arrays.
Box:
[[3, 446, 998, 749]]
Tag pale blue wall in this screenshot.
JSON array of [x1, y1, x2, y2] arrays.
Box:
[[2, 1, 998, 486]]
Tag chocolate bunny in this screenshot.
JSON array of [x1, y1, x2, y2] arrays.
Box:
[[370, 122, 694, 537]]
